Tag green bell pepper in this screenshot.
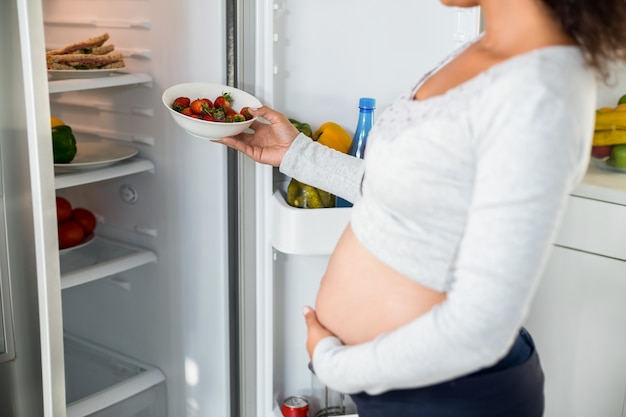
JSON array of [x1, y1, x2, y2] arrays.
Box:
[[51, 125, 77, 164]]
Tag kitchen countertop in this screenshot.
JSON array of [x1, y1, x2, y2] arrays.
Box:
[[573, 160, 626, 205]]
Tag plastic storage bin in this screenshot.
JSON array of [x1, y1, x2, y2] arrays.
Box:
[[64, 334, 166, 417]]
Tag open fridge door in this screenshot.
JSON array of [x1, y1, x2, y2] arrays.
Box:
[[0, 0, 66, 416], [249, 2, 482, 416]]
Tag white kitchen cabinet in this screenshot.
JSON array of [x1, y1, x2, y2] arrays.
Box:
[[525, 246, 626, 417], [524, 162, 626, 417]]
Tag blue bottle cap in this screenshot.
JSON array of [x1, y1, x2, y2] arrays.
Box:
[[359, 97, 376, 110]]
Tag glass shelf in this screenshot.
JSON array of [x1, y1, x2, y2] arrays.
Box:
[[48, 72, 152, 94], [60, 236, 157, 290], [54, 158, 155, 190]]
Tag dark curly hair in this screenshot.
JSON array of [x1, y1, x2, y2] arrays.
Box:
[[542, 0, 626, 80]]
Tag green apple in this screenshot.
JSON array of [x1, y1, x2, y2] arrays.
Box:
[[608, 144, 626, 168]]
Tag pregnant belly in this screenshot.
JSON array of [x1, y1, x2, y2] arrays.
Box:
[[315, 224, 446, 346]]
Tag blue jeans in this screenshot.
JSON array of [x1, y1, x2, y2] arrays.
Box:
[[350, 328, 544, 417]]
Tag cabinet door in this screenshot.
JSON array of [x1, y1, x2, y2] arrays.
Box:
[[524, 246, 626, 417]]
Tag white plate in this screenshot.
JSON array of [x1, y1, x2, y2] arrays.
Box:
[[55, 142, 138, 173], [48, 68, 123, 80], [59, 233, 95, 255], [591, 156, 626, 173]]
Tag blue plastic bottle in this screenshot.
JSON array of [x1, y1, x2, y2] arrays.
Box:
[[336, 97, 376, 208]]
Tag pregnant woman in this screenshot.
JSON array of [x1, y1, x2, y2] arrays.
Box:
[[217, 0, 626, 415]]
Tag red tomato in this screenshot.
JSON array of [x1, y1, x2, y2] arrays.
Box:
[[58, 220, 85, 249], [56, 197, 72, 223], [71, 208, 97, 236]]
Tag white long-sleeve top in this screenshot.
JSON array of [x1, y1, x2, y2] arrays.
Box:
[[279, 41, 596, 395]]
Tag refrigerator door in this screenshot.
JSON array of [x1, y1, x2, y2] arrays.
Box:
[[251, 2, 482, 416], [0, 0, 65, 416]]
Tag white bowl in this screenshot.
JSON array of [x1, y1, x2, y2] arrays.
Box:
[[162, 82, 262, 139]]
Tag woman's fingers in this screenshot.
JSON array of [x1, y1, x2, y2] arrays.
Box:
[[303, 306, 335, 359]]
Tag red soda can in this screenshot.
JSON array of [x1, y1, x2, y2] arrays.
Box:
[[281, 396, 309, 417]]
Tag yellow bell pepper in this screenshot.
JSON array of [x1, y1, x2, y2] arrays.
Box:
[[313, 122, 352, 154]]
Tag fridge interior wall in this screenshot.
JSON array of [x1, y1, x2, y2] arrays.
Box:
[[43, 0, 233, 415], [265, 2, 480, 414]]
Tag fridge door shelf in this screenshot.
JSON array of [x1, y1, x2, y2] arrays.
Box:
[[48, 72, 153, 94], [271, 190, 351, 256], [272, 402, 357, 417], [64, 333, 166, 417], [55, 157, 155, 189], [60, 236, 157, 290]]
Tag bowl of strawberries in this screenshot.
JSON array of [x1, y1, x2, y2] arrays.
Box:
[[162, 82, 263, 139]]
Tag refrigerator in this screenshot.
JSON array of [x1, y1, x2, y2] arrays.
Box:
[[0, 1, 482, 416]]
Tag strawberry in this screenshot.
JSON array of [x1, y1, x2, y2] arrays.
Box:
[[240, 107, 253, 120], [214, 92, 232, 109], [232, 113, 246, 122], [189, 98, 213, 115], [172, 97, 191, 112], [211, 107, 227, 122], [202, 113, 216, 122]]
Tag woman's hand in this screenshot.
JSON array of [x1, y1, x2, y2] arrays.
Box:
[[214, 106, 300, 167], [303, 305, 336, 360]]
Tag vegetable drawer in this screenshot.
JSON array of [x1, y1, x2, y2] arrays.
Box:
[[65, 334, 166, 417]]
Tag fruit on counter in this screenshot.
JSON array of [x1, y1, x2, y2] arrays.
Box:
[[313, 122, 352, 153], [589, 95, 626, 161], [594, 105, 626, 133], [591, 145, 613, 159], [608, 144, 626, 168], [593, 98, 626, 147], [51, 124, 77, 164], [71, 208, 97, 236], [289, 118, 313, 138], [56, 197, 73, 223], [592, 129, 626, 147]]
